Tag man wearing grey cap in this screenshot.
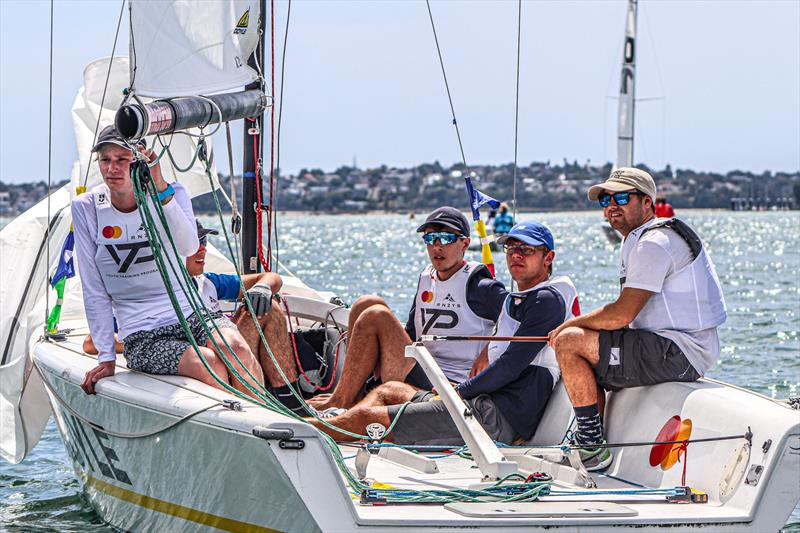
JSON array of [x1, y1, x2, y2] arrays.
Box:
[[548, 167, 727, 471], [308, 206, 507, 412]]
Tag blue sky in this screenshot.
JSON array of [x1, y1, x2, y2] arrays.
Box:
[[1, 0, 798, 184]]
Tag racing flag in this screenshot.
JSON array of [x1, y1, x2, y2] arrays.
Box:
[[47, 228, 76, 332], [462, 173, 499, 276]]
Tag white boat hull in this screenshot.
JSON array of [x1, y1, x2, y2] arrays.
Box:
[[33, 334, 800, 532]]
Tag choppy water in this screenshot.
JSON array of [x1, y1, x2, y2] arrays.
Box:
[[1, 209, 798, 531]]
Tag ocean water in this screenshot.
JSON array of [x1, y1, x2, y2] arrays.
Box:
[[1, 209, 798, 531]]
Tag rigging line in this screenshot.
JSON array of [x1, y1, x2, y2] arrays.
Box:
[[82, 0, 127, 188], [424, 0, 467, 167], [225, 122, 242, 268], [45, 0, 55, 330], [35, 361, 223, 439], [274, 0, 292, 268], [266, 0, 277, 272], [511, 0, 522, 292]]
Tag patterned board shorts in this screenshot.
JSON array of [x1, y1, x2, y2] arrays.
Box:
[[123, 312, 237, 375]]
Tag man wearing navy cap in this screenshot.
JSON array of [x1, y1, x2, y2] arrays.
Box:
[[308, 206, 507, 412], [311, 221, 581, 447]]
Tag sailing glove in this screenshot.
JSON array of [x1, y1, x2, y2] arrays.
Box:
[[247, 284, 273, 316]]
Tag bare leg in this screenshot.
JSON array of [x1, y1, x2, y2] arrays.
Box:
[[347, 295, 390, 333], [308, 304, 414, 410], [306, 381, 417, 441], [208, 327, 265, 401], [553, 327, 601, 408], [176, 345, 230, 391], [233, 301, 298, 387]]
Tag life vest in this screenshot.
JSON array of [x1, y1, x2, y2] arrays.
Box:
[[487, 276, 579, 384], [92, 184, 192, 337], [493, 212, 514, 234], [413, 261, 496, 382], [620, 217, 727, 331], [194, 275, 221, 313]]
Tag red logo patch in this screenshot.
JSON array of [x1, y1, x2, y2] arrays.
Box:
[[421, 291, 433, 303]]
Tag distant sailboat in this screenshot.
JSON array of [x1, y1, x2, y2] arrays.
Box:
[[602, 0, 638, 244]]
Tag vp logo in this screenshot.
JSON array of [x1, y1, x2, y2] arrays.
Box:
[[420, 308, 459, 334], [105, 242, 154, 273]]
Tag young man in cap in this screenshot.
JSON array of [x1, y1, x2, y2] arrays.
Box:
[[549, 167, 727, 471], [74, 126, 264, 399], [308, 206, 507, 411], [310, 221, 580, 447]]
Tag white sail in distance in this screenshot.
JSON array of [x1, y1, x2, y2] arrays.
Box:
[[616, 0, 638, 168], [128, 0, 261, 98]]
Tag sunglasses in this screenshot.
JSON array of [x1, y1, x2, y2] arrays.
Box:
[[422, 231, 462, 246], [503, 244, 546, 257], [598, 191, 644, 207]]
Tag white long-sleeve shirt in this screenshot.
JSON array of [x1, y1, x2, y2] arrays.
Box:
[[71, 183, 199, 363]]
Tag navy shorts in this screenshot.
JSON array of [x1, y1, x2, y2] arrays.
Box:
[[596, 328, 701, 392]]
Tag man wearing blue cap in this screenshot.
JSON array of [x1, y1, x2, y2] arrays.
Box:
[[309, 206, 507, 412], [311, 221, 581, 447]]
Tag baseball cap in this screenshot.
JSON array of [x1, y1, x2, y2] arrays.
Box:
[[416, 206, 470, 236], [196, 220, 219, 240], [587, 167, 656, 203], [496, 221, 555, 250], [91, 125, 147, 153]]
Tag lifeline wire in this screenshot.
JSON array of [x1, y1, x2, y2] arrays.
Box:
[[273, 0, 292, 268]]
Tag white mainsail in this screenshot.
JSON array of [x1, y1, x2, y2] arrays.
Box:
[[616, 0, 637, 168], [128, 0, 261, 98], [1, 1, 246, 462]]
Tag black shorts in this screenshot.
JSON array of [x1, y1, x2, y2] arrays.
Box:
[[596, 328, 701, 392]]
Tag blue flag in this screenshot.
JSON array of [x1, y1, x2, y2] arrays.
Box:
[[471, 188, 500, 218], [51, 231, 75, 287]]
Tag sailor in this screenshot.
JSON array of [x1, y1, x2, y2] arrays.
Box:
[[655, 196, 675, 218], [73, 125, 264, 398], [549, 167, 727, 471], [184, 222, 320, 415], [493, 202, 514, 235], [310, 221, 579, 446], [308, 206, 506, 411]]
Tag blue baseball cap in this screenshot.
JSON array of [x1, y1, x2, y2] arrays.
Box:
[[496, 221, 555, 250]]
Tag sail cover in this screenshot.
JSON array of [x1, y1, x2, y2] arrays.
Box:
[[71, 57, 221, 198], [129, 0, 261, 98]]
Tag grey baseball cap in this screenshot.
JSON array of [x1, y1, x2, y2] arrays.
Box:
[[91, 125, 146, 153], [416, 206, 470, 236]]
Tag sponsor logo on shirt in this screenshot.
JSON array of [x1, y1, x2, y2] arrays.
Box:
[[420, 308, 458, 334], [421, 290, 434, 303], [102, 225, 123, 239], [104, 242, 155, 274]]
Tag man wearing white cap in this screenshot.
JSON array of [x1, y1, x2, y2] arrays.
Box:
[[548, 167, 727, 471]]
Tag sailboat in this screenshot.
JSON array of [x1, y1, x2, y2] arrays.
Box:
[[2, 1, 799, 531], [601, 0, 638, 244]]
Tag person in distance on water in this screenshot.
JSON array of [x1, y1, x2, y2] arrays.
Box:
[[655, 196, 675, 218], [493, 202, 514, 235], [73, 125, 264, 398], [310, 221, 580, 447], [307, 206, 506, 412], [548, 167, 727, 471]]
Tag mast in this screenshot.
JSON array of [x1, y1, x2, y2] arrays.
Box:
[[242, 0, 268, 274], [616, 0, 638, 168]]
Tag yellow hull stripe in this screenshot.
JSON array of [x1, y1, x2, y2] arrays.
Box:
[[86, 476, 282, 533]]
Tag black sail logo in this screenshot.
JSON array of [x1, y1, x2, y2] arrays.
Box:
[[234, 9, 249, 34]]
